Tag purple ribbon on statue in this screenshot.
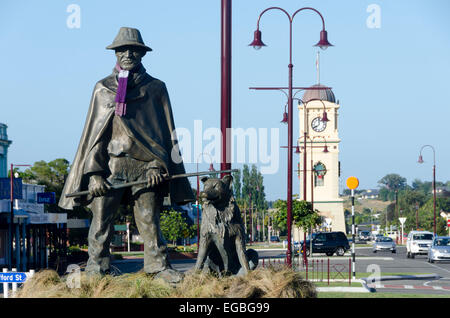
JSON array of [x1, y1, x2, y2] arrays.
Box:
[[115, 64, 130, 117]]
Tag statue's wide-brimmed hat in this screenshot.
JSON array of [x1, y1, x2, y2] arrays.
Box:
[[106, 27, 152, 52]]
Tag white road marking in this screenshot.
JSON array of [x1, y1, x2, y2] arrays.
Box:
[[426, 262, 450, 275], [404, 285, 413, 289]]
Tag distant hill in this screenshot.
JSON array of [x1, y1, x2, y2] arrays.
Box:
[[343, 197, 390, 214]]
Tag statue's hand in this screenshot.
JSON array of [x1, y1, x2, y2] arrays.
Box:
[[146, 169, 165, 188], [88, 175, 110, 197]]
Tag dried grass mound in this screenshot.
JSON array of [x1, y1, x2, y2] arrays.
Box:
[[15, 270, 173, 298], [175, 266, 316, 298], [15, 266, 316, 298]]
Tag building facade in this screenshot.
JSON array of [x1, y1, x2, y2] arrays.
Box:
[[0, 123, 12, 178], [0, 123, 67, 270]]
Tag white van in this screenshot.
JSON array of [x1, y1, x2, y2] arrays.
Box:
[[406, 231, 434, 258]]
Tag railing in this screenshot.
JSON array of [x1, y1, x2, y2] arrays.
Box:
[[1, 268, 35, 298], [259, 256, 352, 286]]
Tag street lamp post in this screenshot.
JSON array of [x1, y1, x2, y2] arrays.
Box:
[[9, 164, 31, 270], [418, 145, 436, 235], [196, 153, 215, 252], [249, 7, 332, 266], [415, 202, 419, 230]]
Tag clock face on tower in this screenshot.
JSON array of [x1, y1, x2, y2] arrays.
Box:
[[311, 117, 327, 132]]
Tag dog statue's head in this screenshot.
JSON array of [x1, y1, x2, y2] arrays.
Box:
[[200, 175, 233, 205]]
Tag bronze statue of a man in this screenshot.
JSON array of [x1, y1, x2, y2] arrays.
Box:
[[59, 27, 194, 279]]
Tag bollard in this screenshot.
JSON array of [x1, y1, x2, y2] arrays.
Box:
[[348, 258, 351, 286], [306, 259, 308, 281], [11, 268, 17, 296], [316, 260, 319, 281], [262, 258, 265, 268], [321, 259, 324, 282], [27, 269, 35, 280], [2, 268, 8, 298], [327, 258, 330, 286]]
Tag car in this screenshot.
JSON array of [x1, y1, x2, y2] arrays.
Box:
[[428, 237, 450, 263], [359, 231, 371, 241], [299, 231, 350, 257], [406, 231, 434, 258], [372, 236, 396, 253], [270, 236, 280, 242], [371, 234, 384, 242]]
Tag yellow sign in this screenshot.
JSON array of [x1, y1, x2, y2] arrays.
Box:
[[346, 176, 359, 190]]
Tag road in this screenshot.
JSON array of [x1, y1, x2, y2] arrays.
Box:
[[353, 246, 450, 295], [111, 245, 450, 295]]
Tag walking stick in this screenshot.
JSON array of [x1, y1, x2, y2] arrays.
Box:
[[65, 169, 238, 198]]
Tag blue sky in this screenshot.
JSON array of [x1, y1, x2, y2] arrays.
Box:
[[1, 0, 449, 201]]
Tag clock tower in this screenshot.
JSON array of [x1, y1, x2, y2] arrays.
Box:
[[296, 84, 346, 235]]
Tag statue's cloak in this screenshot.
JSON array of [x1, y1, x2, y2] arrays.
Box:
[[59, 69, 194, 210]]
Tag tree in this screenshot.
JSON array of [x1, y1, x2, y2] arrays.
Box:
[[159, 209, 192, 246], [378, 174, 407, 191], [378, 174, 408, 203], [20, 159, 90, 217], [402, 197, 449, 235], [273, 197, 322, 233], [232, 169, 241, 200]]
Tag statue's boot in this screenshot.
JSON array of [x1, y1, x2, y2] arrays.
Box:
[[153, 267, 184, 285]]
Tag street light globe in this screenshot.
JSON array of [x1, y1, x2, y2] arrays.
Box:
[[249, 30, 266, 50], [418, 155, 424, 164], [314, 30, 333, 50], [14, 172, 19, 178]]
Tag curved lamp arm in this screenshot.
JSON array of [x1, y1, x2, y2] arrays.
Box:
[[418, 145, 436, 165], [292, 7, 326, 30], [256, 7, 292, 29]]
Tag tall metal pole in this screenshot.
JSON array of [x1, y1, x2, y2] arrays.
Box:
[[220, 0, 232, 178], [433, 164, 436, 235], [351, 189, 356, 280], [418, 145, 436, 235], [9, 164, 13, 270], [286, 28, 297, 264], [302, 132, 307, 265], [196, 162, 200, 253], [249, 192, 253, 243]]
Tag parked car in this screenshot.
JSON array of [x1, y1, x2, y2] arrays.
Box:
[[406, 231, 434, 258], [300, 232, 350, 257], [372, 236, 396, 253], [359, 231, 371, 241], [428, 237, 450, 263], [270, 236, 280, 242]]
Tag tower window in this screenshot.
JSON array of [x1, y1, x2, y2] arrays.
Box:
[[314, 162, 327, 187]]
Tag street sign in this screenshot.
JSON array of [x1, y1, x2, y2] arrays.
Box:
[[399, 217, 407, 225], [0, 272, 27, 283], [447, 219, 450, 227], [37, 192, 56, 204], [346, 176, 359, 190], [0, 178, 23, 200]]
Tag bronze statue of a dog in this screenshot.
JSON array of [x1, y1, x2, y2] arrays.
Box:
[[195, 175, 258, 275]]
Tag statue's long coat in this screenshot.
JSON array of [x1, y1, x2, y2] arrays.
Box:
[[59, 68, 194, 210]]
